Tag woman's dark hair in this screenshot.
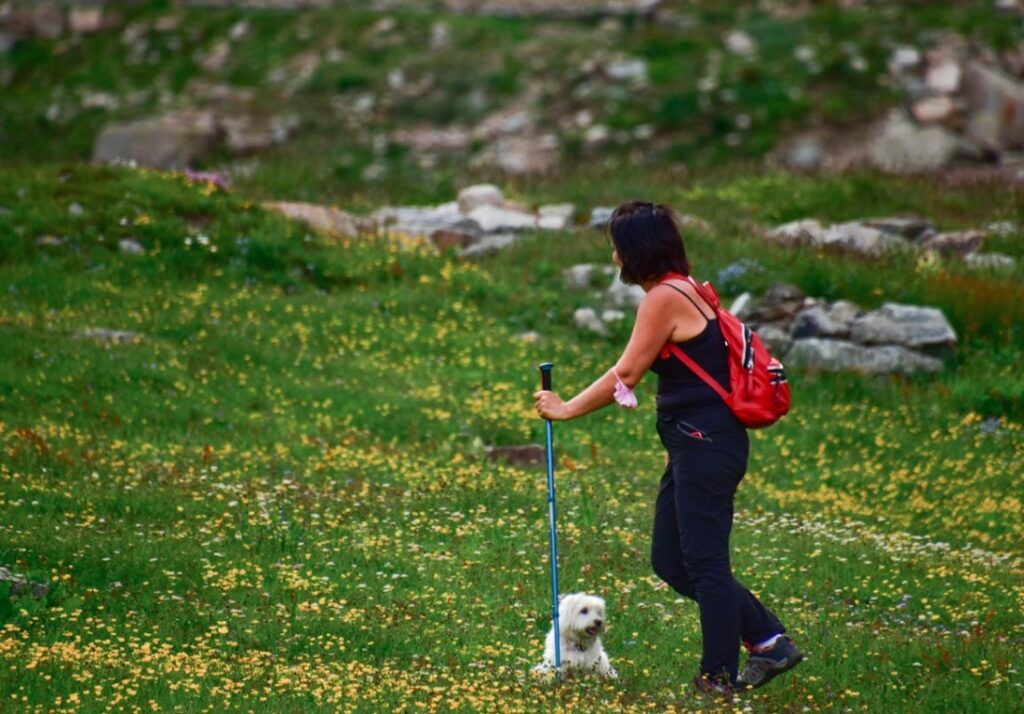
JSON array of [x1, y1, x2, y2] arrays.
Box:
[[608, 201, 691, 285]]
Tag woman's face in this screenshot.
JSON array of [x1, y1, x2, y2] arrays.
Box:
[[611, 247, 624, 268]]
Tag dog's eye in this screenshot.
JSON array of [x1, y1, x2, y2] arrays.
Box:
[[581, 608, 588, 615]]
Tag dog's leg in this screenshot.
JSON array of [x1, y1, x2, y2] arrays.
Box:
[[598, 650, 618, 679]]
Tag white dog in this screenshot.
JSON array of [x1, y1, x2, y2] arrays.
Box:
[[533, 593, 617, 678]]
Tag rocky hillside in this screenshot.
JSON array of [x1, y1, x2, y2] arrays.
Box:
[[3, 1, 1024, 206]]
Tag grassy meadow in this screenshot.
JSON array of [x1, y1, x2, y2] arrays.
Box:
[[0, 164, 1022, 712]]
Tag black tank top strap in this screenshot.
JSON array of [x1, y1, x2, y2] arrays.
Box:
[[657, 282, 712, 322]]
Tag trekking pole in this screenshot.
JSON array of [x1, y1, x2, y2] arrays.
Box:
[[538, 362, 561, 676]]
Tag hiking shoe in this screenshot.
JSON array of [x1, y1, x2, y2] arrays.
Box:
[[692, 672, 734, 700], [736, 635, 804, 690]]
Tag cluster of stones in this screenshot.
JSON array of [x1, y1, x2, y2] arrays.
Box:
[[735, 284, 956, 375], [0, 566, 49, 600], [562, 263, 641, 336], [265, 184, 618, 259], [563, 264, 958, 375], [785, 35, 1024, 174], [764, 215, 1017, 271]]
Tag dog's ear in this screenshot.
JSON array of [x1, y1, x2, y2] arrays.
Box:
[[558, 593, 567, 603]]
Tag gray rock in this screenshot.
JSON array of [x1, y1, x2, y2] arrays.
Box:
[[475, 134, 560, 175], [118, 238, 146, 255], [724, 30, 756, 56], [926, 60, 962, 94], [861, 216, 935, 240], [372, 205, 480, 240], [763, 219, 825, 247], [755, 324, 793, 357], [200, 39, 231, 73], [563, 263, 615, 291], [574, 307, 607, 335], [77, 328, 143, 345], [788, 338, 943, 374], [849, 303, 957, 350], [605, 275, 646, 310], [728, 292, 753, 321], [869, 111, 960, 173], [429, 228, 476, 251], [584, 125, 611, 148], [69, 7, 106, 34], [459, 233, 519, 260], [964, 252, 1017, 272], [911, 95, 956, 124], [750, 283, 807, 325], [822, 221, 906, 257], [457, 184, 504, 214], [93, 110, 220, 169], [962, 60, 1024, 151], [32, 4, 65, 40], [36, 235, 65, 247], [918, 230, 986, 257], [221, 113, 298, 154], [268, 201, 369, 238], [791, 302, 858, 339], [589, 206, 615, 229], [785, 137, 824, 172], [986, 220, 1017, 237], [466, 204, 537, 233], [888, 46, 922, 76], [601, 309, 626, 323], [605, 57, 648, 82], [538, 203, 575, 230], [68, 202, 84, 217], [485, 444, 546, 467]]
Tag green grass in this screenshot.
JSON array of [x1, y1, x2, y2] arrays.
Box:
[[0, 164, 1022, 712], [0, 0, 1017, 196]]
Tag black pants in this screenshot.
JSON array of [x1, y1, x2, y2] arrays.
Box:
[[651, 405, 784, 683]]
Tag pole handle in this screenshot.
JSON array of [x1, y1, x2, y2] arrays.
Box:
[[538, 362, 553, 391]]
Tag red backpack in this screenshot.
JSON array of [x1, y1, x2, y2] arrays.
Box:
[[659, 273, 790, 428]]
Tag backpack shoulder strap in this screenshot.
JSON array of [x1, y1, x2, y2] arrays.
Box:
[[657, 282, 713, 323], [665, 343, 730, 400]]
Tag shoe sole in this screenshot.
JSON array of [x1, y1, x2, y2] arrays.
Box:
[[740, 652, 804, 690]]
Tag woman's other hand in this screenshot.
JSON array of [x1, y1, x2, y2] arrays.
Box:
[[534, 390, 572, 421]]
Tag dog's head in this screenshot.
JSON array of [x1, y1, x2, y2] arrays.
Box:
[[558, 593, 607, 647]]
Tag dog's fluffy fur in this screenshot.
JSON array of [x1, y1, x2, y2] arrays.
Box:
[[533, 593, 617, 678]]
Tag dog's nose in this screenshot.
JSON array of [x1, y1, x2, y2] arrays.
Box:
[[594, 619, 603, 627]]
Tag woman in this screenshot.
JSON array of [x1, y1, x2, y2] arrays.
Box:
[[533, 201, 802, 696]]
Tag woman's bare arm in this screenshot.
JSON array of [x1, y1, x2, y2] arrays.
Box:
[[535, 286, 698, 420]]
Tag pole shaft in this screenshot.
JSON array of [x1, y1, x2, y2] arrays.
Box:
[[544, 418, 560, 673]]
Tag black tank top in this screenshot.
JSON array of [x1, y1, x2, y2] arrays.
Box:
[[649, 283, 731, 416]]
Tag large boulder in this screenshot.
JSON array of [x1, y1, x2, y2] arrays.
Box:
[[849, 303, 957, 350], [92, 110, 220, 169], [788, 338, 944, 375]]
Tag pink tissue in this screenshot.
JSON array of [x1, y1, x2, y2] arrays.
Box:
[[613, 372, 637, 409]]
